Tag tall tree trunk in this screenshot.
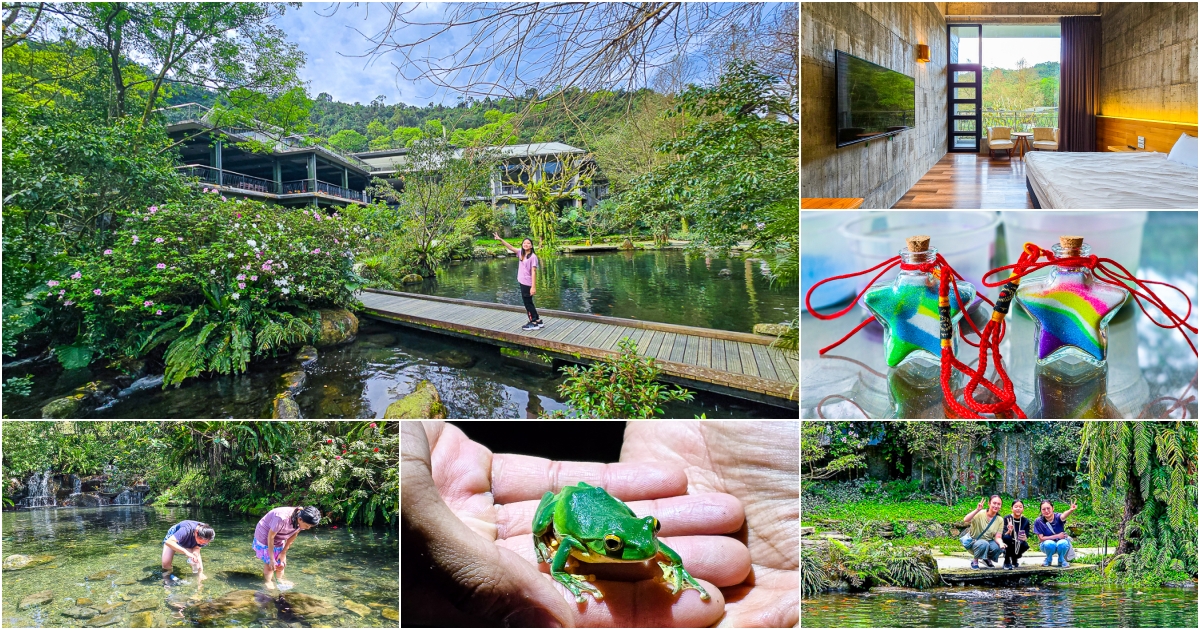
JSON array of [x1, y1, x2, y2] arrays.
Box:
[[1115, 438, 1144, 556]]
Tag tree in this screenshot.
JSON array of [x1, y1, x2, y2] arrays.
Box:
[[898, 421, 991, 506], [384, 130, 498, 274], [628, 61, 798, 251], [327, 128, 368, 153], [47, 2, 304, 125], [801, 422, 867, 481], [502, 153, 594, 253], [1078, 421, 1197, 583]]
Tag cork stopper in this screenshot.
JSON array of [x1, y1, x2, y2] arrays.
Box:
[[906, 235, 931, 252], [1059, 235, 1084, 250]]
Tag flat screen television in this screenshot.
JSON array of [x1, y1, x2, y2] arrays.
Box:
[[836, 50, 916, 147]]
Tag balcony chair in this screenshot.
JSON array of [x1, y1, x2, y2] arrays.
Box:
[[1031, 127, 1058, 151], [987, 127, 1014, 159]]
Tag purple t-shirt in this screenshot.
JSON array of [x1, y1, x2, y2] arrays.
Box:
[[254, 507, 301, 548], [517, 252, 538, 286], [1034, 513, 1066, 538]]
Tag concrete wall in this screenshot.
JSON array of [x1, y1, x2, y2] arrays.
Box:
[[1100, 2, 1198, 124], [801, 3, 948, 209]]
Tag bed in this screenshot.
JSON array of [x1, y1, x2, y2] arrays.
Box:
[[1024, 151, 1198, 209]]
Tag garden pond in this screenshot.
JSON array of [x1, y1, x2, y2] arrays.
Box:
[[3, 319, 782, 419], [413, 248, 798, 333], [2, 505, 397, 628], [802, 584, 1197, 628]]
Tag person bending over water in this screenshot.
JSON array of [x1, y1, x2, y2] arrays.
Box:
[[162, 520, 214, 583], [254, 506, 321, 590]]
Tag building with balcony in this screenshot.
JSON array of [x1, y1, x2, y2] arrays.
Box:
[[160, 103, 372, 207], [353, 142, 610, 211]]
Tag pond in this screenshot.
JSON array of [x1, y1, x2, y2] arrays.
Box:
[[801, 584, 1198, 628], [2, 319, 782, 419], [2, 505, 397, 628], [410, 249, 798, 333]]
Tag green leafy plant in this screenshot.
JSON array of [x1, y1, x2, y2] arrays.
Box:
[[548, 337, 693, 418]]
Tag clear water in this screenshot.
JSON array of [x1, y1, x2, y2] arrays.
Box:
[[2, 320, 781, 419], [2, 506, 397, 628], [410, 249, 799, 333], [802, 584, 1197, 628]]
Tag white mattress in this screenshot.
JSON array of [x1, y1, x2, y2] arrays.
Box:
[[1025, 151, 1199, 209]]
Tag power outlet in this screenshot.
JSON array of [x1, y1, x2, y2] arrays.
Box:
[[1137, 136, 1145, 149]]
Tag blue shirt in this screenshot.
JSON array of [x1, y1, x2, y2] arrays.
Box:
[[165, 520, 207, 549], [1034, 513, 1065, 538]]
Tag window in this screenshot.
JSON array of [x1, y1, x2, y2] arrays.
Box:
[[980, 24, 1060, 136]]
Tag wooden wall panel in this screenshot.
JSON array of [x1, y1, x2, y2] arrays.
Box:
[[1096, 116, 1199, 152]]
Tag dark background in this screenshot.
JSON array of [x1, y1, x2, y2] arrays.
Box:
[[454, 421, 627, 462]]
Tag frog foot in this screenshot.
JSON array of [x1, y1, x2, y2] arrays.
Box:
[[657, 560, 710, 600], [553, 571, 603, 603]]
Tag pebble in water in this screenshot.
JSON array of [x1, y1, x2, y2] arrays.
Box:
[[60, 606, 100, 619]]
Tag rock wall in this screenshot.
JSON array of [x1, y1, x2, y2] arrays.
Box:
[[1100, 2, 1198, 123], [910, 432, 1051, 498], [802, 2, 949, 208]]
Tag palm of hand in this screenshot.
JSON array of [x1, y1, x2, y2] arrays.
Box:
[[425, 422, 745, 627], [620, 421, 799, 628]]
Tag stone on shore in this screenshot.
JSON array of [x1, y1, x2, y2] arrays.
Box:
[[316, 309, 358, 347], [384, 380, 447, 419], [753, 323, 791, 337], [400, 273, 423, 284]]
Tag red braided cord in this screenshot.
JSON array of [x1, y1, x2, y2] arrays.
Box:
[[982, 244, 1198, 355]]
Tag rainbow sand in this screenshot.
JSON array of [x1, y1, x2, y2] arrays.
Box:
[[864, 238, 975, 367], [1016, 237, 1128, 366]]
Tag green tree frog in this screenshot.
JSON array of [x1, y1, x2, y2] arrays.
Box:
[[533, 481, 709, 603]]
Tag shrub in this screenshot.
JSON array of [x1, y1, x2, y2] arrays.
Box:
[[548, 337, 694, 419], [883, 479, 920, 500], [49, 194, 363, 385]]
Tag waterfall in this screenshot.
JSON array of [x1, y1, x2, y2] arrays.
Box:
[[21, 470, 56, 508], [72, 475, 82, 494], [112, 489, 144, 505]]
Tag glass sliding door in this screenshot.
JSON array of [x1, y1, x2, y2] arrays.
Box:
[[948, 24, 982, 152]]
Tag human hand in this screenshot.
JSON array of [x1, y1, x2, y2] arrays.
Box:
[[402, 421, 742, 627], [1069, 499, 1077, 511], [977, 496, 987, 511], [1007, 521, 1014, 534], [620, 421, 798, 627], [530, 285, 536, 296]]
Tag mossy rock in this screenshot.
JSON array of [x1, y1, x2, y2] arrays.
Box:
[[4, 554, 54, 570], [753, 323, 791, 337], [294, 345, 319, 367], [281, 370, 307, 393], [384, 380, 447, 419], [400, 273, 424, 284], [316, 309, 358, 347], [42, 391, 88, 418], [273, 393, 301, 419]]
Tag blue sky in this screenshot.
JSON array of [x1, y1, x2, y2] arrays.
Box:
[[276, 3, 457, 107]]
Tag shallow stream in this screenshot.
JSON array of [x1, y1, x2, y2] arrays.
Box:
[[2, 506, 397, 628]]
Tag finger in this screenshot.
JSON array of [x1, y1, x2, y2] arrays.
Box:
[[496, 493, 744, 539], [500, 535, 750, 587], [566, 577, 724, 628], [492, 454, 687, 503]]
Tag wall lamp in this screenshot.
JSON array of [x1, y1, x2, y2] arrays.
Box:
[[916, 44, 930, 62]]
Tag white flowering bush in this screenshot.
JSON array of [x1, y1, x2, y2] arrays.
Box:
[[54, 194, 364, 385]]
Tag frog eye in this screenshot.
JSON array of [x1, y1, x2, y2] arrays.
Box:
[[652, 518, 660, 533], [603, 534, 623, 552]]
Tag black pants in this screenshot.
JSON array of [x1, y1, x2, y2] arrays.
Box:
[[519, 283, 539, 321], [1002, 536, 1029, 565]]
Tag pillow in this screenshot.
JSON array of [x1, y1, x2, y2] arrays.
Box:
[[1167, 133, 1198, 168]]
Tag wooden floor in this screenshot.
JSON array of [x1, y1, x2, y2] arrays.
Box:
[[893, 152, 1037, 209], [357, 289, 798, 408]]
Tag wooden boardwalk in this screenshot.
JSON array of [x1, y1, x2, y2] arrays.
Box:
[[357, 289, 798, 409]]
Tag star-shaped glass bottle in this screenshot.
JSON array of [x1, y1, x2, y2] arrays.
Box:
[[1015, 238, 1128, 367], [863, 246, 976, 368]]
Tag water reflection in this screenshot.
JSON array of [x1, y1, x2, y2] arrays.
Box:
[[415, 249, 797, 333], [801, 584, 1198, 628]]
